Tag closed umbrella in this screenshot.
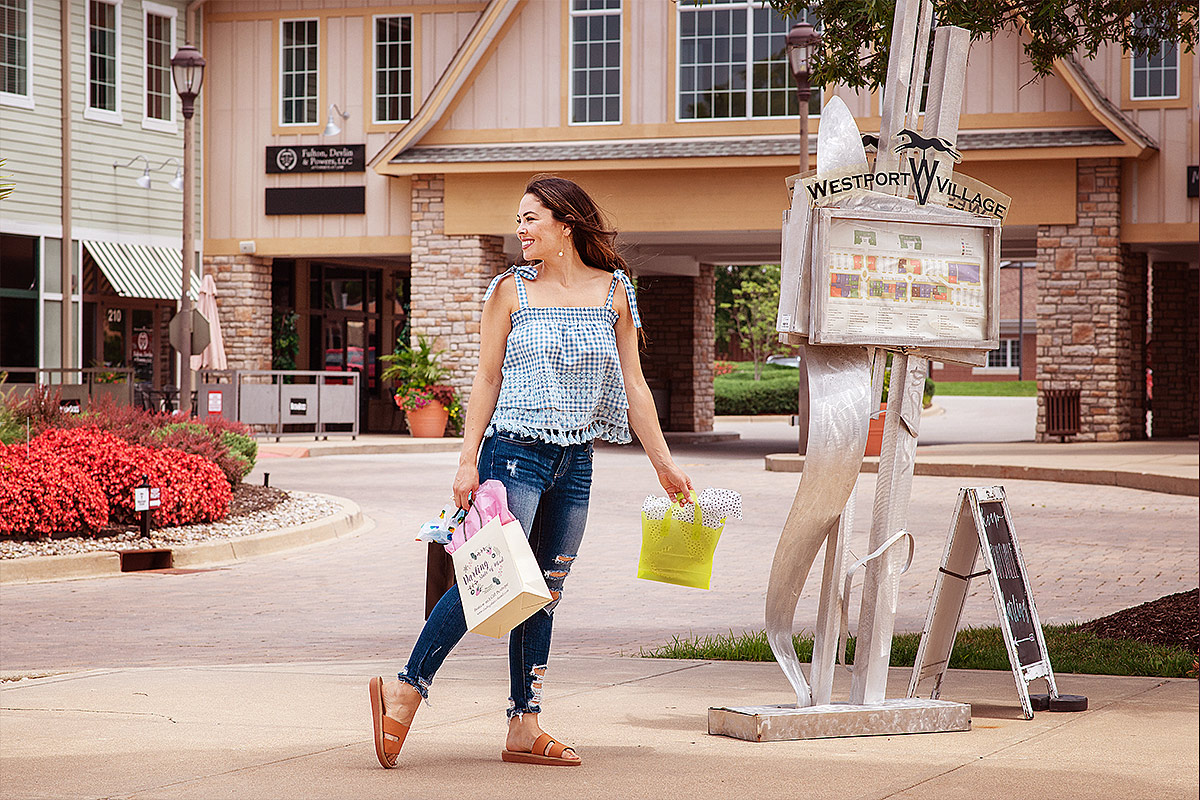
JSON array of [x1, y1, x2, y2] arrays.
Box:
[[191, 274, 228, 371]]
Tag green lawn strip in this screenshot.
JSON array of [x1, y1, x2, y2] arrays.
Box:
[[933, 380, 1037, 396], [639, 625, 1195, 678]]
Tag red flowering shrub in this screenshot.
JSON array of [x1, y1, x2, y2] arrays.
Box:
[[0, 428, 231, 536], [714, 361, 737, 376], [0, 445, 109, 536]]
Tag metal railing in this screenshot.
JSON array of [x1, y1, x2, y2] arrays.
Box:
[[223, 370, 360, 441], [0, 366, 135, 411]]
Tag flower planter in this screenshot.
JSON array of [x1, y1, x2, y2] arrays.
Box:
[[865, 404, 886, 457], [402, 398, 449, 438]]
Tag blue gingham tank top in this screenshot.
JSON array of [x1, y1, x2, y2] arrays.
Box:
[[482, 264, 642, 446]]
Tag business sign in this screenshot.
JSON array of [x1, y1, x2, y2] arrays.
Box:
[[809, 207, 1000, 350], [266, 145, 365, 173]]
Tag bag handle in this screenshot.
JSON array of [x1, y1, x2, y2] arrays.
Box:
[[668, 490, 702, 527]]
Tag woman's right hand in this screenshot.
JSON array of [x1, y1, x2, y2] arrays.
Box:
[[452, 461, 480, 510]]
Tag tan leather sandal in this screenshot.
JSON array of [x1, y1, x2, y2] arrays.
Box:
[[369, 676, 410, 769], [501, 733, 581, 766]]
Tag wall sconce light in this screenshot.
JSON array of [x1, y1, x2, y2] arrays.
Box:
[[323, 103, 350, 136], [112, 155, 184, 191]]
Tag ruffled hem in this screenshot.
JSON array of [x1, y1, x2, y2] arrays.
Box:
[[486, 417, 632, 446]]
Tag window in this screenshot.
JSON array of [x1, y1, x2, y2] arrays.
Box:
[[987, 338, 1021, 369], [87, 0, 122, 123], [143, 2, 176, 130], [373, 15, 413, 124], [678, 1, 819, 121], [280, 19, 318, 125], [0, 0, 32, 107], [1131, 39, 1178, 100], [570, 0, 621, 124]]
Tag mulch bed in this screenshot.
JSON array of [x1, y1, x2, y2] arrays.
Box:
[[227, 482, 287, 518], [1077, 589, 1199, 653]]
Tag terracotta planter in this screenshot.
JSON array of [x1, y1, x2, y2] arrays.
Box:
[[865, 404, 886, 456], [402, 398, 449, 438]]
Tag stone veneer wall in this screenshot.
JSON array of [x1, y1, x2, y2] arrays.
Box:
[[1034, 158, 1147, 441], [205, 254, 272, 371], [409, 174, 508, 404], [636, 266, 715, 432], [1150, 261, 1199, 437]]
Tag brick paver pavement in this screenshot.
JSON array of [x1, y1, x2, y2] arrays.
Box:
[[1, 428, 1195, 673]]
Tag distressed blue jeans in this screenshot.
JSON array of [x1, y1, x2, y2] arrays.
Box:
[[398, 432, 593, 718]]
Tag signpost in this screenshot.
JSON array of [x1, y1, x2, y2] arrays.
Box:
[[133, 478, 162, 538], [909, 486, 1088, 717]]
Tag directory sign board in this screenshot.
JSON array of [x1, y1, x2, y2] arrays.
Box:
[[808, 208, 1000, 350]]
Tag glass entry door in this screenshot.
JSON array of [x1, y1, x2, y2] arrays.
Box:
[[310, 264, 381, 425]]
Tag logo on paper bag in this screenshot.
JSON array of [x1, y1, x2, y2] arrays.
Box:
[[463, 545, 502, 597]]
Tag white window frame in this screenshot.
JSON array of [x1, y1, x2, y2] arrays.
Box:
[[371, 13, 414, 125], [279, 17, 319, 127], [1131, 39, 1179, 100], [84, 0, 123, 124], [675, 0, 819, 123], [0, 0, 34, 109], [141, 1, 176, 132], [568, 0, 622, 126], [982, 338, 1021, 370]]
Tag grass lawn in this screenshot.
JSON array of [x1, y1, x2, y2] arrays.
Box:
[[935, 380, 1037, 397], [640, 626, 1196, 678]]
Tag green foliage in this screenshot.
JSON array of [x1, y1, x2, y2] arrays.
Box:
[[715, 365, 799, 415], [220, 430, 258, 480], [380, 334, 448, 389], [936, 380, 1037, 396], [721, 265, 784, 381], [768, 0, 1196, 91], [641, 624, 1196, 678], [271, 312, 299, 371]]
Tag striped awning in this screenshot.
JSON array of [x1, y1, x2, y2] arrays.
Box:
[[84, 240, 200, 301]]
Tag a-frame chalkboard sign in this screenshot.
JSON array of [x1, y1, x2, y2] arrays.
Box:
[[908, 486, 1062, 719]]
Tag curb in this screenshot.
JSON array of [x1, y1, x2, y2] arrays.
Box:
[[0, 495, 368, 586], [762, 454, 1199, 497], [257, 439, 464, 459]]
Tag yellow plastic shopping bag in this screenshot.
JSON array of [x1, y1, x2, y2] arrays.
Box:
[[637, 489, 740, 590]]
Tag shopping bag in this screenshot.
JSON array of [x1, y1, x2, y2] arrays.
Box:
[[637, 489, 740, 590], [452, 515, 552, 638]]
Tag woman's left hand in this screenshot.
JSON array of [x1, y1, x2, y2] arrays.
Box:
[[656, 461, 693, 505]]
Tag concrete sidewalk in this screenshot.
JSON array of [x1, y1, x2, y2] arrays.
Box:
[[1, 655, 1195, 800]]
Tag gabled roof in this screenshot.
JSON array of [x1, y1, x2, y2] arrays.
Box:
[[1051, 56, 1157, 157], [368, 0, 524, 170]]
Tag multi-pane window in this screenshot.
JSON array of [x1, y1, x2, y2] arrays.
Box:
[[373, 15, 413, 123], [88, 0, 120, 114], [0, 0, 30, 100], [678, 0, 820, 120], [144, 7, 173, 122], [1132, 39, 1178, 99], [987, 338, 1021, 369], [570, 0, 621, 124], [281, 19, 318, 125]]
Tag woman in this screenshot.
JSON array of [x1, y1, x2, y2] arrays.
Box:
[[369, 175, 693, 768]]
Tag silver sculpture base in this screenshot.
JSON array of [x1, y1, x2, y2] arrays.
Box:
[[708, 698, 971, 742]]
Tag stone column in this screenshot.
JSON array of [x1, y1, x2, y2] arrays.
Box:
[[205, 254, 272, 371], [636, 266, 715, 432], [1034, 158, 1146, 441], [409, 174, 507, 405], [1150, 261, 1199, 438]]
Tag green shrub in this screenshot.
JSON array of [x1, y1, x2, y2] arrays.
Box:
[[220, 430, 257, 480], [715, 374, 799, 415]]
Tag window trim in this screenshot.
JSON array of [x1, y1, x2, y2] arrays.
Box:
[[84, 0, 124, 125], [370, 13, 415, 126], [141, 1, 177, 133], [674, 0, 820, 123], [1129, 39, 1180, 101], [0, 0, 34, 109], [278, 16, 321, 129], [568, 0, 623, 127], [1121, 40, 1191, 109]]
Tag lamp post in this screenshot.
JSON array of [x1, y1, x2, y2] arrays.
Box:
[[786, 21, 821, 455], [171, 44, 205, 415]]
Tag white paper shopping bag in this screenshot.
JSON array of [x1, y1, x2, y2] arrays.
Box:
[[451, 515, 552, 638]]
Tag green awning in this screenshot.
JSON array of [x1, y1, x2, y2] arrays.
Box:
[[84, 240, 200, 301]]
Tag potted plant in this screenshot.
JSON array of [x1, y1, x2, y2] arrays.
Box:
[[380, 335, 460, 437], [867, 363, 936, 457]]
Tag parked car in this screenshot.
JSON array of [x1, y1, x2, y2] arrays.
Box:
[[766, 354, 800, 368]]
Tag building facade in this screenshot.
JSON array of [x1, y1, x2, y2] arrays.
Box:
[[1, 0, 198, 397], [110, 0, 1198, 439]]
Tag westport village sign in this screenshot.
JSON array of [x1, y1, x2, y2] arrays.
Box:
[[265, 144, 365, 173], [802, 129, 1011, 222]]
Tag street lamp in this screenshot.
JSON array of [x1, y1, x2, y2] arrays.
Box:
[[785, 21, 821, 456], [171, 44, 205, 415], [786, 21, 821, 170]]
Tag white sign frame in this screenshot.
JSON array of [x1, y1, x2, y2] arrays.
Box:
[[808, 207, 1000, 350]]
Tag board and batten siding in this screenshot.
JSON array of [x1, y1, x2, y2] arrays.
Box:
[[202, 5, 482, 250]]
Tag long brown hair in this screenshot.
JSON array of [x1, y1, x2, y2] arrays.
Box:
[[522, 175, 628, 274]]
